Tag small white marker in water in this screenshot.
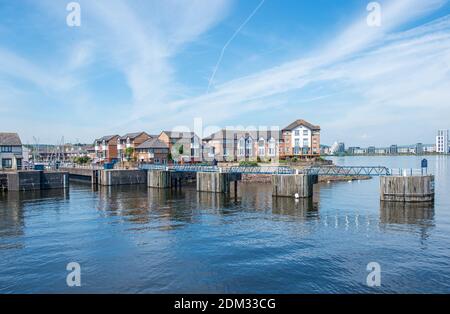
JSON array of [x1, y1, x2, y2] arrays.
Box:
[[294, 193, 299, 199]]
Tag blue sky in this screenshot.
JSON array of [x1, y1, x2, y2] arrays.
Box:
[[0, 0, 450, 146]]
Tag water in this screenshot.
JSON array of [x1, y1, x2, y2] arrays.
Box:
[[0, 156, 449, 293]]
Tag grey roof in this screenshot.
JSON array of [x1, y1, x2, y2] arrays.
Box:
[[282, 119, 320, 131], [119, 132, 148, 140], [0, 132, 22, 146], [161, 131, 196, 139], [136, 138, 169, 150], [95, 135, 119, 142], [203, 129, 281, 141]]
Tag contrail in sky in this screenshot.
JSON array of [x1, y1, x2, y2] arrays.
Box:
[[206, 0, 266, 93]]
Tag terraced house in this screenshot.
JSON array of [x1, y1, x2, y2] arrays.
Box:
[[158, 131, 202, 163], [94, 135, 120, 163], [202, 119, 321, 162], [135, 138, 169, 164], [117, 132, 151, 161], [0, 133, 23, 170], [202, 129, 280, 162]]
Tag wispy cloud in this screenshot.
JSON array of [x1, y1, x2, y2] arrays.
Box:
[[1, 0, 449, 145], [133, 0, 449, 145], [207, 0, 265, 92]]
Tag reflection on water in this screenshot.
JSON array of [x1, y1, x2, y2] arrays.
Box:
[[0, 155, 450, 293], [379, 201, 435, 241], [380, 201, 435, 225], [0, 189, 69, 250], [272, 197, 318, 218]]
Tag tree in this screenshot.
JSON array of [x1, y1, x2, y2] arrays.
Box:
[[74, 156, 90, 164], [125, 147, 134, 161]]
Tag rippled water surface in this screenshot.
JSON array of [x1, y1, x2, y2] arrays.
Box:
[[0, 156, 449, 293]]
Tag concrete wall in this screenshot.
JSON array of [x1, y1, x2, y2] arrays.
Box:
[[272, 174, 318, 198], [380, 175, 435, 202], [60, 167, 95, 177], [7, 171, 42, 191], [41, 172, 69, 189], [196, 172, 241, 193], [5, 171, 69, 191], [99, 169, 147, 186], [0, 173, 7, 190], [148, 170, 172, 188]]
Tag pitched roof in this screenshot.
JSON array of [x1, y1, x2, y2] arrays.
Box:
[[136, 138, 169, 150], [119, 132, 149, 140], [95, 135, 119, 142], [0, 132, 22, 146], [203, 129, 281, 141], [161, 131, 196, 139], [282, 119, 320, 131]]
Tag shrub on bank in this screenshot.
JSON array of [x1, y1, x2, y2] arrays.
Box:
[[239, 161, 259, 167]]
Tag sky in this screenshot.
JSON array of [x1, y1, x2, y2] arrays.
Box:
[[0, 0, 449, 146]]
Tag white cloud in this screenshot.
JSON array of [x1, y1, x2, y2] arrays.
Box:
[[130, 0, 449, 145]]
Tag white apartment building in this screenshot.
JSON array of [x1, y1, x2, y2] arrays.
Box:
[[436, 129, 449, 153]]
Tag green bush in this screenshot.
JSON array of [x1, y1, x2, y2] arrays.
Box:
[[74, 156, 91, 164], [239, 161, 259, 167]]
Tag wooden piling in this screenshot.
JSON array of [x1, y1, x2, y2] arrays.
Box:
[[271, 174, 318, 198], [148, 170, 172, 189], [380, 175, 434, 202]]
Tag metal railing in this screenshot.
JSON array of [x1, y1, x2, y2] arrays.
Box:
[[63, 163, 430, 177], [388, 168, 430, 176], [299, 166, 391, 176], [224, 166, 294, 174]]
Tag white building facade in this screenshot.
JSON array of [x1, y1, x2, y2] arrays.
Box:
[[0, 133, 23, 170], [436, 129, 449, 153]]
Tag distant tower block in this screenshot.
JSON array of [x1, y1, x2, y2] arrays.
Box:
[[272, 174, 318, 198], [380, 175, 435, 202]]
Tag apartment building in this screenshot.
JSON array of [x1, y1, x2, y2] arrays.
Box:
[[436, 129, 449, 153], [279, 119, 321, 159], [0, 133, 23, 170], [117, 132, 151, 161], [202, 129, 279, 162]]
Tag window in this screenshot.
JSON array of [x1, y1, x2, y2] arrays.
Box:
[[269, 138, 276, 156], [2, 158, 12, 168], [303, 130, 308, 136], [295, 130, 300, 136], [258, 138, 265, 156], [0, 146, 12, 153], [246, 138, 253, 156], [238, 138, 245, 156], [303, 138, 309, 147], [295, 139, 300, 147]]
